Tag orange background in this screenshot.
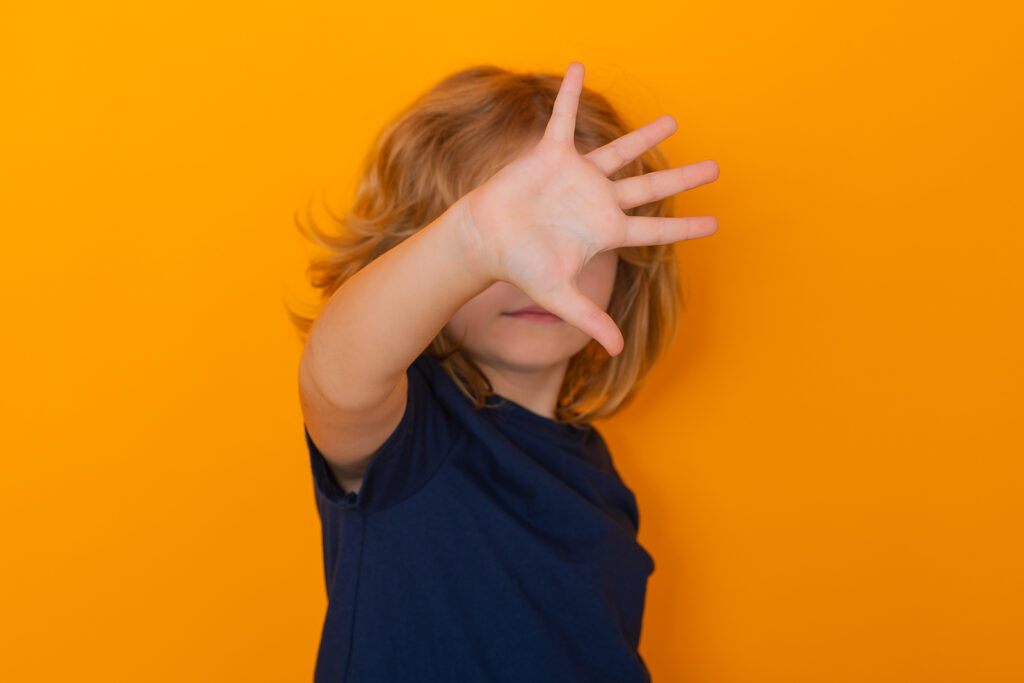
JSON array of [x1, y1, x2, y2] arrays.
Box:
[[4, 1, 1022, 681]]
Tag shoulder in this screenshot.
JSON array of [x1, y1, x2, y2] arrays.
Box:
[[305, 351, 468, 513]]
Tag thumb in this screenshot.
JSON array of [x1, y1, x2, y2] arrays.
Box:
[[534, 282, 625, 357]]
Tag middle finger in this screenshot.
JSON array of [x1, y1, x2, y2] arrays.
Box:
[[583, 114, 678, 177]]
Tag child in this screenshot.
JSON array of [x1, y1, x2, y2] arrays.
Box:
[[293, 62, 719, 682]]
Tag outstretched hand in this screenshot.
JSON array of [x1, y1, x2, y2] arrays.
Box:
[[459, 61, 719, 357]]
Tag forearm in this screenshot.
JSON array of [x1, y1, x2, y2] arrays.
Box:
[[300, 199, 493, 412]]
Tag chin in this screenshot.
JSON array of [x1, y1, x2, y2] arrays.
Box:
[[497, 337, 584, 368]]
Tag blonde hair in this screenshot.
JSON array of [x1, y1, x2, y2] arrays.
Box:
[[286, 64, 683, 426]]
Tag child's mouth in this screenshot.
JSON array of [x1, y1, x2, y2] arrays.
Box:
[[502, 312, 563, 323]]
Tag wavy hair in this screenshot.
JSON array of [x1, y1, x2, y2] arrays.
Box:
[[285, 64, 683, 426]]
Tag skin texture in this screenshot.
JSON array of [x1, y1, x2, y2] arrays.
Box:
[[444, 128, 619, 421], [443, 248, 619, 420], [441, 62, 719, 420]]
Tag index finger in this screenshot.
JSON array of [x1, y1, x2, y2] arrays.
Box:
[[542, 62, 584, 147]]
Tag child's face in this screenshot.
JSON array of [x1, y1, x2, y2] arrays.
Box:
[[442, 247, 620, 375]]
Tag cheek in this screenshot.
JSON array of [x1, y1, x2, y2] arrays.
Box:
[[445, 308, 467, 334], [577, 251, 619, 304], [445, 283, 508, 335], [445, 304, 484, 339]]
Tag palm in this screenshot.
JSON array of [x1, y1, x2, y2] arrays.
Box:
[[462, 62, 720, 357], [467, 139, 626, 297]]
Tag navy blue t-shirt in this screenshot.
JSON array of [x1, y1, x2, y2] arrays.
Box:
[[304, 351, 655, 682]]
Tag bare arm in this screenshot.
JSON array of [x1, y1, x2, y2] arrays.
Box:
[[300, 61, 719, 488], [298, 199, 493, 475]]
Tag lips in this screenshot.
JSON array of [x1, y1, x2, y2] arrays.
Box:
[[507, 305, 554, 315], [503, 305, 563, 323]]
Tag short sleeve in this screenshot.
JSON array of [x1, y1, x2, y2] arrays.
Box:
[[304, 354, 460, 513]]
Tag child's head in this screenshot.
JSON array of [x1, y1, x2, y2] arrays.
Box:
[[289, 64, 683, 424]]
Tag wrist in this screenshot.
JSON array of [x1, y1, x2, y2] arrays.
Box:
[[440, 195, 495, 289]]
